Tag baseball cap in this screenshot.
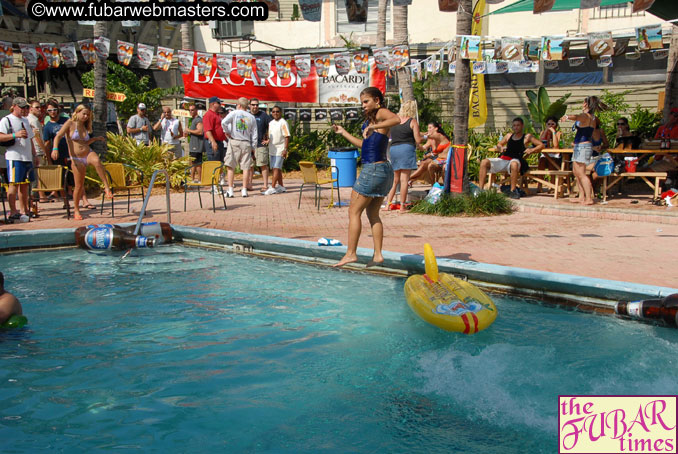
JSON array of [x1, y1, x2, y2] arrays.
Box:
[[671, 107, 678, 115], [208, 96, 221, 104], [138, 103, 146, 110], [12, 97, 28, 108]]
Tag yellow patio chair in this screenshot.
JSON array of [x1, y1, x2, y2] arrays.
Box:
[[32, 165, 70, 220], [183, 160, 226, 212], [101, 163, 145, 217], [297, 161, 340, 211]]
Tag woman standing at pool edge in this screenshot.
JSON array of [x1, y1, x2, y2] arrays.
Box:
[[332, 87, 400, 267], [54, 104, 113, 220]]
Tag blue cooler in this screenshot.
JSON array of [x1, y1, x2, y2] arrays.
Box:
[[328, 147, 359, 188]]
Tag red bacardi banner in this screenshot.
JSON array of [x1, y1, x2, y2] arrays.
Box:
[[183, 54, 386, 104]]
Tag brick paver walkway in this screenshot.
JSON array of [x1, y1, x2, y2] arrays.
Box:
[[3, 179, 677, 288]]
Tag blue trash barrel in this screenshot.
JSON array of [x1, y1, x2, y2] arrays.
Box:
[[328, 147, 359, 188]]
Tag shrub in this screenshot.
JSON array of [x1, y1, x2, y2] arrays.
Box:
[[104, 133, 192, 188], [284, 120, 363, 171], [410, 190, 514, 217]]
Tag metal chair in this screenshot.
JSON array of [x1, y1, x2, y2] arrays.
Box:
[[297, 161, 340, 211], [101, 163, 145, 217], [183, 160, 226, 212]]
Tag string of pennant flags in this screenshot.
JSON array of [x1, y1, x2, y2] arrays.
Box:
[[0, 22, 669, 78], [215, 104, 362, 122]]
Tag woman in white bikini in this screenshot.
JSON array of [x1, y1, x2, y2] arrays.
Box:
[[54, 104, 112, 220]]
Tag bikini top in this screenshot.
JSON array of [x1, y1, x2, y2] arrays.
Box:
[[361, 121, 389, 164], [573, 119, 595, 144], [71, 127, 90, 141]]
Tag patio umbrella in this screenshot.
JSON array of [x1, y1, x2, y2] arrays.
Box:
[[490, 0, 677, 18]]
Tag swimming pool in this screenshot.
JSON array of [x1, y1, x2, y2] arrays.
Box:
[[2, 246, 678, 453]]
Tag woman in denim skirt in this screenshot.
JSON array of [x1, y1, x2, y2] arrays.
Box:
[[332, 87, 400, 267]]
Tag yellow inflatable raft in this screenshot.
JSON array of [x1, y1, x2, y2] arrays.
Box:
[[404, 244, 497, 334]]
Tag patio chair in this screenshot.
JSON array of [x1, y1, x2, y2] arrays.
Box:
[[297, 161, 340, 211], [183, 160, 226, 213], [32, 165, 70, 220], [101, 163, 145, 217]]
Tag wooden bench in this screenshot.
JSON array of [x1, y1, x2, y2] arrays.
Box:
[[523, 170, 574, 199], [602, 171, 668, 202]]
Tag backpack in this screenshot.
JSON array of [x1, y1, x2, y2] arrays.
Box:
[[594, 153, 614, 177], [0, 115, 15, 147]]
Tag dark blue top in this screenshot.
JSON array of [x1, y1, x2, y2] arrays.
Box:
[[361, 122, 388, 164], [573, 121, 594, 144], [253, 111, 270, 147], [42, 117, 69, 161]]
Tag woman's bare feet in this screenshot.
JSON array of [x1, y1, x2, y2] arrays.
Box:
[[333, 254, 358, 267], [73, 212, 83, 220], [582, 200, 594, 205], [366, 253, 384, 267], [104, 190, 113, 199]]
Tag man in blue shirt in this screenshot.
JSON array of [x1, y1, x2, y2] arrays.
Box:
[[42, 99, 74, 204]]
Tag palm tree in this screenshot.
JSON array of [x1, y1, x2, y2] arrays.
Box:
[[452, 0, 473, 192], [663, 24, 678, 123], [376, 0, 387, 48], [393, 5, 414, 102], [181, 22, 193, 50], [93, 21, 108, 155]]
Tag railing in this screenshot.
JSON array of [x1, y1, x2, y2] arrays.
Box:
[[133, 169, 171, 236]]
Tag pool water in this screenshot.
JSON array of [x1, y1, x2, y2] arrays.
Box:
[[1, 246, 678, 453]]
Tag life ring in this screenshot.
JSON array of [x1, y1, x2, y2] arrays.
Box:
[[404, 244, 497, 334], [0, 315, 27, 329]]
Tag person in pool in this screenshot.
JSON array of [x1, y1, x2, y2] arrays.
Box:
[[331, 87, 400, 268], [53, 104, 113, 220], [0, 272, 22, 325]]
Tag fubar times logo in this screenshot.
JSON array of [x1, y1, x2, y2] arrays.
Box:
[[559, 395, 677, 453]]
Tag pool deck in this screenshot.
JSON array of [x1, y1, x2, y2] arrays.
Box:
[[2, 179, 678, 289]]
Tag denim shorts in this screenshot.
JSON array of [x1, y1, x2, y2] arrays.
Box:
[[353, 161, 394, 198], [572, 142, 593, 164], [389, 143, 417, 170]]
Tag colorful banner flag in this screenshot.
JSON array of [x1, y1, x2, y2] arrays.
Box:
[[156, 46, 173, 71], [500, 37, 523, 61], [460, 36, 481, 60], [0, 41, 13, 69], [468, 0, 487, 129], [298, 0, 321, 21], [541, 36, 565, 60], [345, 0, 368, 23], [373, 47, 390, 71], [276, 57, 292, 79], [299, 108, 311, 121], [632, 0, 655, 13], [315, 109, 327, 121], [137, 43, 154, 69], [216, 54, 233, 78], [534, 0, 555, 13], [198, 52, 215, 77], [353, 52, 369, 74], [392, 45, 409, 68], [117, 40, 134, 66], [284, 109, 297, 121], [314, 55, 330, 77], [636, 24, 662, 51], [330, 108, 343, 121], [94, 37, 110, 59], [255, 55, 272, 79], [588, 32, 613, 58], [524, 39, 541, 61], [19, 44, 38, 69], [39, 43, 60, 68], [77, 39, 96, 65], [177, 50, 194, 74], [294, 54, 311, 78], [334, 53, 351, 75]]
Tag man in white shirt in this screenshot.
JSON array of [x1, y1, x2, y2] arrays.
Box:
[[0, 98, 36, 220], [153, 106, 184, 158], [265, 106, 291, 195], [221, 97, 257, 198]]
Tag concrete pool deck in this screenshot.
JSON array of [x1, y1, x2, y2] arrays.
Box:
[[2, 179, 677, 289]]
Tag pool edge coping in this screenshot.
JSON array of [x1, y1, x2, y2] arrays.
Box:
[[2, 225, 676, 309]]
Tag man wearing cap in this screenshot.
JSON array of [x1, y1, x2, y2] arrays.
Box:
[[126, 103, 151, 145], [0, 98, 36, 220], [153, 106, 184, 158], [221, 97, 257, 198], [203, 96, 227, 164]]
